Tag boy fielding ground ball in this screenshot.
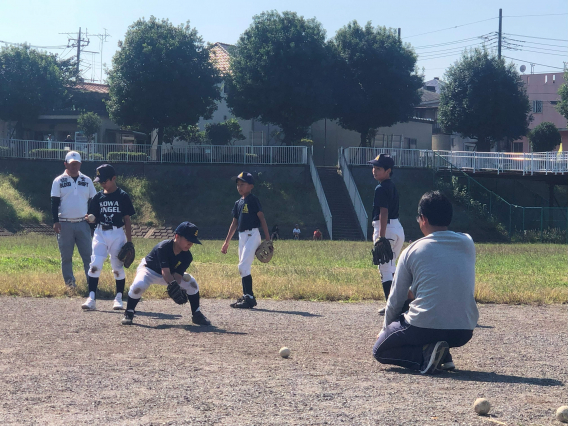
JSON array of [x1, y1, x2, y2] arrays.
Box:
[[122, 222, 210, 326], [221, 172, 270, 309]]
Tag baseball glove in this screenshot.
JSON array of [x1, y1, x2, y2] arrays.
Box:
[[372, 237, 394, 265], [255, 240, 274, 263], [117, 242, 135, 268], [167, 280, 188, 305]]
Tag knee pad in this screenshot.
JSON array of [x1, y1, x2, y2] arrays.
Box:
[[88, 255, 106, 278], [110, 256, 125, 280], [183, 275, 199, 296], [128, 280, 146, 299]]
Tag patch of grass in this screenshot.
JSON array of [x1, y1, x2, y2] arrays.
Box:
[[0, 174, 43, 229], [0, 236, 566, 304]]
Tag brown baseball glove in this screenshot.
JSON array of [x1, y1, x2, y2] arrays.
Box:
[[117, 242, 135, 268], [255, 240, 274, 263]]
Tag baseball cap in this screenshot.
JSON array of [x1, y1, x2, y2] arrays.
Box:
[[65, 151, 82, 163], [368, 154, 395, 170], [94, 164, 116, 182], [233, 171, 254, 184], [174, 222, 202, 244]]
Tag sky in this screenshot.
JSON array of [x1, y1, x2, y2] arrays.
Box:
[[1, 0, 566, 83]]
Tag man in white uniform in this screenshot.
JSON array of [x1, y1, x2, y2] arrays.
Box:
[[51, 151, 96, 287]]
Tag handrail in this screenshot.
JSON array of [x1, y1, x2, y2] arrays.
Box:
[[338, 148, 368, 241], [308, 149, 333, 240]]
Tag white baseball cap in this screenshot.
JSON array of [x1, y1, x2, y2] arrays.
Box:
[[65, 151, 82, 163]]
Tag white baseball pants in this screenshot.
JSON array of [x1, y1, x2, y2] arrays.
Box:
[[238, 228, 261, 277], [128, 258, 199, 300], [372, 219, 405, 282], [88, 226, 127, 280]]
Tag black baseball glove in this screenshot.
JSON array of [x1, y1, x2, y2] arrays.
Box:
[[117, 242, 135, 268], [372, 237, 394, 265], [167, 280, 188, 305]]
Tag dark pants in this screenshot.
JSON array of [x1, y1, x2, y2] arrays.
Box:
[[373, 315, 473, 370]]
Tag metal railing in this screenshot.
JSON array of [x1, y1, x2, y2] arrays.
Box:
[[309, 150, 333, 240], [338, 148, 368, 241], [0, 139, 308, 165], [345, 147, 568, 175]]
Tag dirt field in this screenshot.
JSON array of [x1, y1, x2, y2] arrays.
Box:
[[0, 297, 566, 426]]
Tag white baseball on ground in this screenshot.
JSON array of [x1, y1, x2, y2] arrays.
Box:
[[473, 398, 491, 415], [183, 273, 191, 282], [279, 347, 291, 358], [87, 214, 96, 223], [556, 406, 568, 423]]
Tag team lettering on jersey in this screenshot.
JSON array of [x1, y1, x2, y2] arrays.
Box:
[[99, 200, 121, 213], [175, 261, 181, 269], [243, 204, 249, 213]]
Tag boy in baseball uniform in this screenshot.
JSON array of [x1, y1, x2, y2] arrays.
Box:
[[81, 164, 135, 311], [221, 172, 270, 309], [369, 154, 405, 315], [121, 221, 210, 326]]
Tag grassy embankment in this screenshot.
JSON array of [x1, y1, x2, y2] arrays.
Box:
[[0, 236, 566, 304]]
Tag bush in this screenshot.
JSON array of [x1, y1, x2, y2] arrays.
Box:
[[0, 146, 11, 157], [107, 152, 148, 162]]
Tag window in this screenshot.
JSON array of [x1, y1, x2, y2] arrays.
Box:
[[532, 100, 543, 113], [405, 137, 417, 149], [513, 142, 523, 153]]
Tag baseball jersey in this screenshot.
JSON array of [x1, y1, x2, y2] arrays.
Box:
[[51, 172, 96, 219], [88, 188, 135, 228], [145, 239, 192, 275], [372, 179, 399, 221], [232, 193, 262, 232]]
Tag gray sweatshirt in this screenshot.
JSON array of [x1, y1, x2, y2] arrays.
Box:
[[384, 231, 479, 330]]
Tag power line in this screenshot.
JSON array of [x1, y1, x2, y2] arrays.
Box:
[[404, 17, 498, 39], [502, 56, 565, 70], [418, 41, 489, 56], [506, 39, 567, 49], [0, 39, 67, 49], [503, 13, 568, 17], [513, 48, 567, 57], [503, 33, 568, 42], [413, 36, 485, 49]]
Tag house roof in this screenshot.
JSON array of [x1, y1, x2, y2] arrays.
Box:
[[74, 82, 110, 94], [420, 89, 440, 104], [210, 42, 233, 75], [423, 78, 445, 93]]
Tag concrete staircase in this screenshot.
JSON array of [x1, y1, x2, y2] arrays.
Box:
[[317, 166, 364, 240]]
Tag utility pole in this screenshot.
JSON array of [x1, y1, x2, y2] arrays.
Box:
[[398, 28, 401, 40], [498, 9, 502, 60], [61, 28, 90, 78], [76, 27, 82, 74]]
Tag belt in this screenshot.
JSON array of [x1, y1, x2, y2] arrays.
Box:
[[99, 224, 122, 231], [59, 218, 85, 223]]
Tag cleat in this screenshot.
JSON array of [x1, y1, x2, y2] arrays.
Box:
[[121, 310, 134, 325], [192, 311, 211, 326], [65, 280, 77, 288], [377, 307, 386, 316], [441, 361, 455, 371], [420, 341, 449, 375], [230, 296, 257, 309], [113, 294, 124, 310], [81, 297, 96, 310]]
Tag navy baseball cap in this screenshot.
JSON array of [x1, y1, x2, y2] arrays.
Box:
[[175, 221, 202, 244], [368, 154, 395, 170], [233, 171, 254, 184], [94, 164, 116, 182]]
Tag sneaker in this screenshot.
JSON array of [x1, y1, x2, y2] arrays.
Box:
[[230, 296, 257, 309], [121, 310, 134, 325], [81, 297, 96, 310], [192, 311, 211, 326], [420, 341, 449, 374], [377, 307, 386, 316], [113, 294, 124, 310], [440, 361, 455, 371]]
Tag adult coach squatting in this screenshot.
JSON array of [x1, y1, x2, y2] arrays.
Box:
[[51, 151, 96, 288], [82, 164, 135, 311], [121, 222, 211, 326], [221, 172, 271, 309], [369, 154, 405, 315]]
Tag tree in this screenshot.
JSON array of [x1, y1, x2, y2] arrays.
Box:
[[438, 49, 531, 152], [205, 119, 245, 145], [106, 16, 221, 145], [77, 112, 102, 142], [226, 11, 332, 145], [557, 71, 568, 120], [163, 124, 207, 145], [528, 122, 561, 152], [0, 45, 74, 138], [328, 22, 423, 147]]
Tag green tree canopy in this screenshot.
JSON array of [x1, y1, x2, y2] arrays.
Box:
[[0, 45, 74, 138], [226, 11, 332, 145], [438, 49, 531, 152], [328, 22, 423, 147], [557, 71, 568, 121], [77, 112, 102, 142], [205, 119, 245, 145], [106, 16, 222, 145], [528, 122, 561, 152]]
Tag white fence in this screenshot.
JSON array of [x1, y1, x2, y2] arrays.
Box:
[[0, 139, 308, 165], [338, 148, 368, 241], [309, 152, 333, 240], [345, 147, 568, 175]]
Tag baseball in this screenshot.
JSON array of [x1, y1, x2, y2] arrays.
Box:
[[183, 273, 191, 282], [279, 347, 291, 358], [473, 398, 491, 415], [87, 214, 96, 223], [556, 406, 568, 423]]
